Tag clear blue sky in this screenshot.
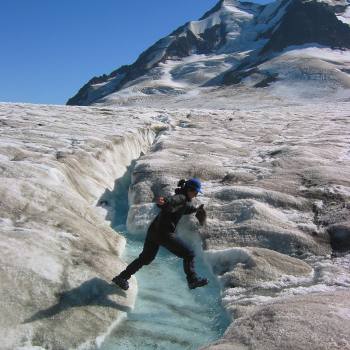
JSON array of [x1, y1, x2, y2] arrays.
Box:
[[0, 0, 271, 105]]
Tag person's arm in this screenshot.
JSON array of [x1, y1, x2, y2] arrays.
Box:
[[166, 194, 198, 215], [158, 194, 187, 213], [183, 201, 198, 215], [156, 194, 200, 215]]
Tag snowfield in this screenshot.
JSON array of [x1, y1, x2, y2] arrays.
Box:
[[88, 45, 350, 110], [1, 99, 349, 349]]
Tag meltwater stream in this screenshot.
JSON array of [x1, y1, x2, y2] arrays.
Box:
[[98, 165, 230, 349], [100, 226, 230, 350]]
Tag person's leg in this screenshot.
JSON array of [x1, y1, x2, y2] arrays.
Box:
[[159, 234, 198, 281], [118, 234, 160, 280]]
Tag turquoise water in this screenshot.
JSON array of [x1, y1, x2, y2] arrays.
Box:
[[99, 225, 230, 350]]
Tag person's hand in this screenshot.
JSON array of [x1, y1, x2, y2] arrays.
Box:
[[195, 204, 207, 226], [156, 196, 165, 206]]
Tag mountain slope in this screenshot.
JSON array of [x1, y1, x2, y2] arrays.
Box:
[[67, 0, 350, 107]]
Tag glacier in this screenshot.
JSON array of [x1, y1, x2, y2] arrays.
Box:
[[2, 0, 350, 348], [1, 98, 349, 349]]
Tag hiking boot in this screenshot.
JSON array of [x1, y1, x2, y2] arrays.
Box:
[[112, 275, 129, 290], [187, 277, 209, 290]]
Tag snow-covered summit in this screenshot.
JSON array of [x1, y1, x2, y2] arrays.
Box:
[[67, 0, 350, 108], [66, 0, 263, 106]]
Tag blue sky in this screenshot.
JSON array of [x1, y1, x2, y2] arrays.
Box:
[[0, 0, 271, 105]]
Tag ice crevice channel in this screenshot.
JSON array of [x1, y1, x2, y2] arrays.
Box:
[[97, 126, 230, 349]]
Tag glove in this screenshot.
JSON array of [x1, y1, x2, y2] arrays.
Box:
[[195, 204, 207, 226], [156, 196, 165, 206], [156, 196, 167, 209]]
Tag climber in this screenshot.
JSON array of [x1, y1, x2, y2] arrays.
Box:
[[112, 178, 208, 290]]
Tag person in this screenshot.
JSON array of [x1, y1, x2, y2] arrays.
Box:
[[112, 178, 209, 290]]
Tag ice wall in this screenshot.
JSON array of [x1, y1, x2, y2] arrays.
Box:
[[0, 103, 166, 349]]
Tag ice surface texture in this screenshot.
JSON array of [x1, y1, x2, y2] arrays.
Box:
[[113, 102, 350, 350], [1, 100, 350, 349], [0, 103, 162, 349]]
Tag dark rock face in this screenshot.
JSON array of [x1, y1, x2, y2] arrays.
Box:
[[223, 67, 258, 85], [199, 0, 225, 20], [261, 0, 350, 54], [254, 72, 279, 87], [222, 0, 350, 87], [256, 0, 292, 40], [165, 23, 227, 58]]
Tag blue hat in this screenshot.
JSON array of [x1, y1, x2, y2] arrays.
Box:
[[185, 178, 203, 193]]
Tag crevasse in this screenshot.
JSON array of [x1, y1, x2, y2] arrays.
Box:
[[98, 128, 230, 350]]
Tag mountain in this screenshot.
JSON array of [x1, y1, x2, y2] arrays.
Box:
[[66, 0, 350, 107]]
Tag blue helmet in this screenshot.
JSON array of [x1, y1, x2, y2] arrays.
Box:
[[185, 178, 203, 193]]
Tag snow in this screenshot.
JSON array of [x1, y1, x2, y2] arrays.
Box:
[[337, 6, 350, 25], [188, 0, 255, 38], [1, 99, 350, 349], [98, 43, 350, 109], [189, 14, 222, 36], [4, 0, 348, 348], [279, 45, 350, 61], [255, 0, 290, 31], [69, 0, 350, 111], [0, 102, 161, 349]]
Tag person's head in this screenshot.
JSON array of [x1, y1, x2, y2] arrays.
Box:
[[184, 178, 203, 199], [186, 187, 198, 199]]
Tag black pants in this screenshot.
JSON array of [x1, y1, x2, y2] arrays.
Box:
[[118, 225, 198, 281]]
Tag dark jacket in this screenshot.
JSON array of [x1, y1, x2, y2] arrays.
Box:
[[149, 190, 198, 234]]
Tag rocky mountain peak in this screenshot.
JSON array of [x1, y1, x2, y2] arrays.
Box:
[[67, 0, 350, 106]]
